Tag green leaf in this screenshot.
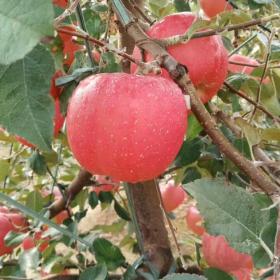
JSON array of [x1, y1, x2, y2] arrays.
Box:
[[0, 0, 54, 64], [0, 44, 55, 151], [184, 179, 276, 255], [187, 115, 202, 140], [204, 268, 234, 280], [25, 190, 46, 212], [175, 138, 203, 167], [94, 221, 126, 234], [114, 200, 130, 221], [101, 52, 122, 73], [84, 10, 106, 39], [4, 231, 28, 247], [80, 264, 108, 280], [0, 191, 91, 248], [174, 0, 191, 11], [182, 167, 201, 184], [0, 160, 9, 181], [89, 191, 99, 209], [28, 151, 47, 175], [161, 274, 206, 280], [91, 3, 109, 13], [91, 238, 125, 271]]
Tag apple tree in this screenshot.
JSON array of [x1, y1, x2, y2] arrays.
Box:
[[0, 0, 279, 279]]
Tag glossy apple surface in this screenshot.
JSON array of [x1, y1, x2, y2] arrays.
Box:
[[67, 73, 187, 182], [202, 233, 253, 280], [199, 0, 233, 18], [160, 180, 187, 212], [132, 13, 228, 104], [0, 212, 28, 256], [228, 54, 259, 75]]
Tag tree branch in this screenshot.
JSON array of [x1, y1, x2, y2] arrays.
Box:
[[163, 14, 280, 46], [48, 169, 93, 218], [224, 82, 280, 124]]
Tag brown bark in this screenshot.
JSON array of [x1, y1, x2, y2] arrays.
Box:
[[49, 169, 93, 218], [119, 1, 174, 276], [128, 181, 174, 277]]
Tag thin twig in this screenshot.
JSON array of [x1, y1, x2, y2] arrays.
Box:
[[224, 82, 280, 124], [130, 0, 154, 25], [53, 0, 81, 27], [229, 33, 257, 57], [163, 14, 280, 46], [75, 3, 95, 67], [250, 30, 274, 122], [55, 27, 139, 64]]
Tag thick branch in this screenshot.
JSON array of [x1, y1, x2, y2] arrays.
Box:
[[48, 169, 93, 218]]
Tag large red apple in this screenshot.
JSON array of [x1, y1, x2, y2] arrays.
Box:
[[132, 13, 228, 104], [91, 175, 119, 195], [228, 54, 259, 75], [199, 0, 233, 18], [202, 233, 253, 280], [67, 73, 187, 183], [160, 180, 187, 212], [185, 205, 205, 236], [0, 212, 28, 256]]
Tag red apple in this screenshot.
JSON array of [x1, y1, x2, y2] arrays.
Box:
[[202, 233, 253, 280], [92, 50, 101, 64], [91, 175, 119, 195], [22, 231, 49, 252], [0, 206, 9, 213], [58, 25, 84, 67], [199, 0, 233, 18], [67, 73, 187, 183], [52, 0, 68, 9], [132, 13, 228, 104], [228, 54, 259, 75], [0, 212, 28, 256], [160, 180, 187, 212], [185, 205, 205, 236]]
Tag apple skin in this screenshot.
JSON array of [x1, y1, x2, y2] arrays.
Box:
[[202, 233, 253, 280], [199, 0, 233, 18], [160, 180, 187, 212], [67, 73, 187, 183], [0, 212, 28, 256], [91, 175, 119, 195], [131, 13, 228, 105], [228, 54, 259, 75], [22, 231, 49, 253], [185, 205, 205, 236], [52, 0, 68, 9]]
